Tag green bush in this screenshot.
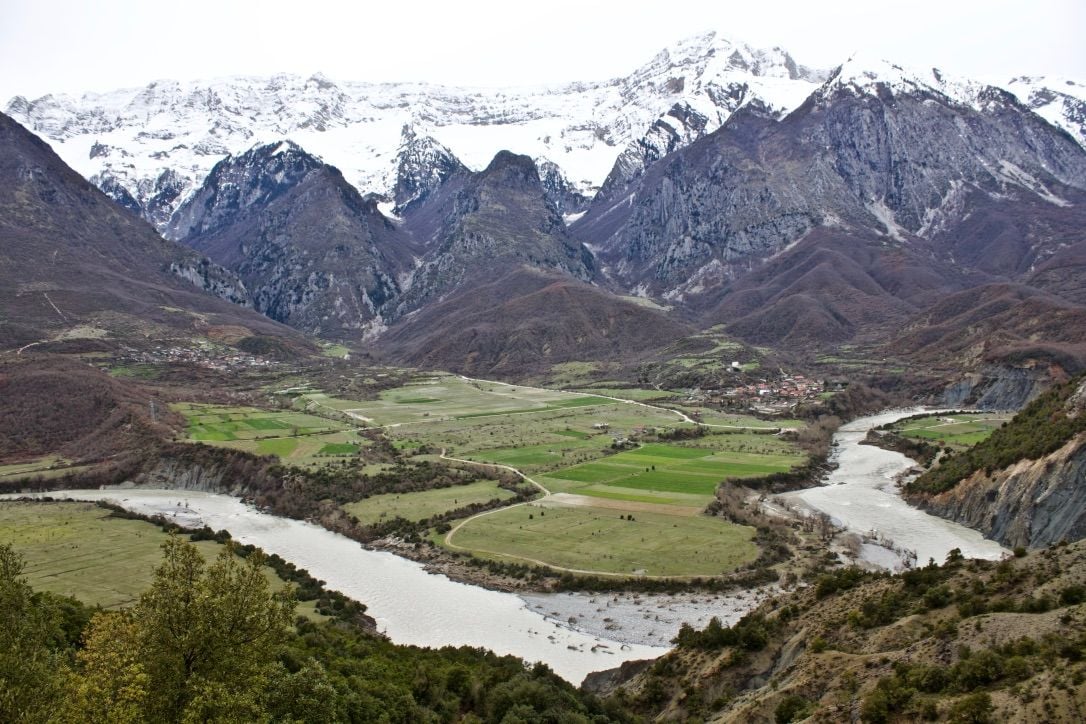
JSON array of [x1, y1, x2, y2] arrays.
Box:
[[775, 694, 814, 723]]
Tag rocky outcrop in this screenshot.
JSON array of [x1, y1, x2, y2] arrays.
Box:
[[133, 458, 248, 496], [168, 257, 252, 307], [938, 364, 1065, 410], [535, 159, 590, 217], [919, 433, 1086, 549]]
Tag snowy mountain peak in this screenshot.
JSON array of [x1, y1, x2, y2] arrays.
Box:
[[817, 54, 986, 108], [391, 129, 468, 214], [636, 31, 818, 84], [1005, 75, 1086, 147]]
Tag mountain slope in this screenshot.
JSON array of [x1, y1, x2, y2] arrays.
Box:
[[590, 542, 1086, 722], [389, 151, 596, 320], [0, 112, 311, 353], [573, 58, 1086, 351], [167, 141, 407, 338], [380, 267, 691, 375]]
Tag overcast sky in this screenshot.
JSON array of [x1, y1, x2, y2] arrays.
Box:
[[2, 0, 1083, 101]]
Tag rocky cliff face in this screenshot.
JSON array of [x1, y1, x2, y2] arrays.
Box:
[[391, 128, 470, 215], [535, 159, 590, 218], [389, 150, 595, 319], [915, 378, 1086, 549], [920, 434, 1086, 549]]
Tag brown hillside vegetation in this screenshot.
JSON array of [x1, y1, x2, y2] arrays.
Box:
[[592, 544, 1086, 722], [0, 356, 173, 462], [382, 266, 692, 375]]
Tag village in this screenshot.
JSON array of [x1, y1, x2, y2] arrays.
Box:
[[683, 365, 836, 417], [110, 343, 279, 374]]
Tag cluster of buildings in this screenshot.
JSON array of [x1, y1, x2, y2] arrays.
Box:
[[688, 371, 835, 415], [114, 344, 277, 373]]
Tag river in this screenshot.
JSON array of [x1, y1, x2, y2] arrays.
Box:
[[779, 408, 1009, 568]]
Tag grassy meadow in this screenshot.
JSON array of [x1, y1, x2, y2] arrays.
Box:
[[0, 501, 323, 618], [342, 480, 515, 525], [444, 500, 758, 577], [891, 412, 1012, 450], [172, 402, 365, 466]]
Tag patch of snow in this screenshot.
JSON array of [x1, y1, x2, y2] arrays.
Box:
[[376, 200, 401, 221], [995, 159, 1070, 207], [818, 54, 987, 109]]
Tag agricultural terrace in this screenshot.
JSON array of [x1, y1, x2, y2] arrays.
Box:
[[172, 402, 366, 467], [0, 501, 322, 618], [890, 412, 1013, 450], [342, 480, 515, 526]]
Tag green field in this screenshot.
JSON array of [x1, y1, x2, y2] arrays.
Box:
[[299, 375, 611, 427], [0, 456, 66, 477], [445, 501, 757, 577], [671, 405, 803, 429], [172, 402, 365, 466], [892, 413, 1012, 450], [343, 480, 516, 526], [0, 501, 322, 619], [569, 387, 679, 402], [539, 442, 802, 498], [390, 400, 689, 472]]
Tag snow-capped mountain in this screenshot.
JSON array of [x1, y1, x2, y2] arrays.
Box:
[[1005, 76, 1086, 148], [4, 32, 825, 231]]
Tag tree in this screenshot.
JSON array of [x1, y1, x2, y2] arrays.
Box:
[[58, 612, 149, 724], [0, 543, 64, 723], [67, 536, 295, 722]]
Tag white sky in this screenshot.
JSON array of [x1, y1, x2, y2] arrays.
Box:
[[1, 0, 1083, 101]]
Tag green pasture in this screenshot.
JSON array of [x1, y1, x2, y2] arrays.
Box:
[[539, 442, 803, 499], [570, 387, 679, 402], [0, 501, 323, 619], [389, 400, 686, 469], [298, 375, 611, 427], [342, 480, 515, 526], [444, 501, 758, 577], [892, 413, 1012, 450], [171, 402, 363, 466]]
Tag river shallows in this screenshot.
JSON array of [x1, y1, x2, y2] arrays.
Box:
[[781, 409, 1009, 568]]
